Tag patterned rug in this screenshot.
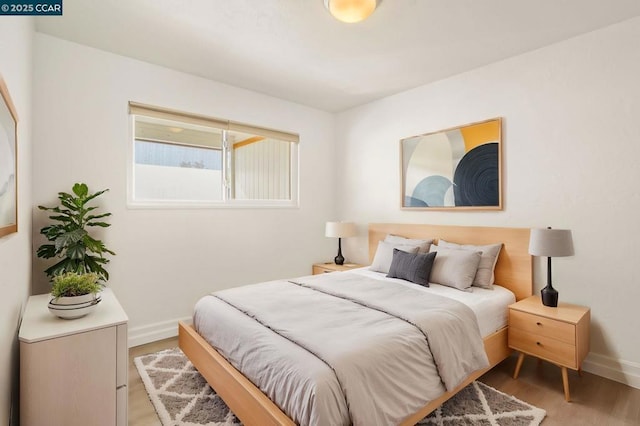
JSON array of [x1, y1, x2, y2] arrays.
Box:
[[135, 348, 546, 426]]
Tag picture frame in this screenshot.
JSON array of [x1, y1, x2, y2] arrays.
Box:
[[0, 75, 19, 237], [400, 118, 502, 210]]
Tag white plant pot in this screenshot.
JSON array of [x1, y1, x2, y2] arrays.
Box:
[[48, 292, 101, 319], [52, 293, 97, 306]]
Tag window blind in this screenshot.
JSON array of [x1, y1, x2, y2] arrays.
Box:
[[129, 102, 299, 143]]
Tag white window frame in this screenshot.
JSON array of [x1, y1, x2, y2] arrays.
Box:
[[126, 102, 299, 209]]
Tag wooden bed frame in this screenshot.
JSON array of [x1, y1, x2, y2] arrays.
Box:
[[179, 223, 532, 426]]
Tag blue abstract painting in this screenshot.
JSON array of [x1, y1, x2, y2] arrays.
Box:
[[401, 118, 502, 210]]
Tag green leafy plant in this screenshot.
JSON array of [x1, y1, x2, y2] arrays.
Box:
[[37, 183, 115, 281], [51, 272, 102, 298]]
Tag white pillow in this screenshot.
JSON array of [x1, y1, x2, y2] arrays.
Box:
[[384, 234, 433, 254], [437, 240, 502, 289], [428, 245, 482, 291], [370, 241, 419, 273]]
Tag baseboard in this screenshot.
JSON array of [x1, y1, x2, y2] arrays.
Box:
[[582, 352, 640, 390], [128, 316, 192, 348]]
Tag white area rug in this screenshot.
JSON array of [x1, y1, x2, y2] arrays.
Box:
[[135, 348, 546, 426]]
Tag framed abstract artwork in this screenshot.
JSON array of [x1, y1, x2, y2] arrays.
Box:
[[401, 118, 502, 210], [0, 75, 18, 237]]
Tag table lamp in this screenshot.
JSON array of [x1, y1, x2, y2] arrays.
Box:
[[528, 227, 574, 307], [325, 221, 356, 265]]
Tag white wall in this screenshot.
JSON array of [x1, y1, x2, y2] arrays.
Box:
[[32, 34, 337, 346], [337, 17, 640, 387], [0, 18, 33, 426]]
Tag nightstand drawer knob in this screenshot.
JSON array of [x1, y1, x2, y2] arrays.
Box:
[[536, 322, 542, 326], [536, 341, 542, 346]]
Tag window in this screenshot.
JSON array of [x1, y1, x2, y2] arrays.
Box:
[[128, 102, 299, 207]]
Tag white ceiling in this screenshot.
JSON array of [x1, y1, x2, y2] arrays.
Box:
[[36, 0, 640, 112]]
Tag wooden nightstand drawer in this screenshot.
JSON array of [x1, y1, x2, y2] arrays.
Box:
[[312, 265, 333, 274], [510, 309, 575, 345], [509, 328, 577, 368]]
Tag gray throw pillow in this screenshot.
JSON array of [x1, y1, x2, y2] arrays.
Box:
[[428, 246, 482, 291], [387, 249, 437, 286], [370, 241, 419, 273], [384, 234, 433, 253], [438, 240, 502, 289]]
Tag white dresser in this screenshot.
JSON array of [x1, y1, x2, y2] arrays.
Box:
[[19, 288, 128, 426]]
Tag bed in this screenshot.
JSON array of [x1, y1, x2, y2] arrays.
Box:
[[178, 223, 532, 425]]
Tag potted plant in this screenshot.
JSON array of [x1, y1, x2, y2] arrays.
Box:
[[48, 272, 103, 319], [37, 182, 115, 281], [37, 182, 115, 318]]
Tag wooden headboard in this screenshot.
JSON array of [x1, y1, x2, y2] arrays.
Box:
[[368, 223, 532, 301]]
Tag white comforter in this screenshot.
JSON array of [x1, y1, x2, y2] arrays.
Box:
[[194, 273, 489, 426]]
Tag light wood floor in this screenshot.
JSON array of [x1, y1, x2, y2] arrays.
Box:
[[130, 338, 640, 425], [129, 338, 179, 426], [481, 356, 640, 426]]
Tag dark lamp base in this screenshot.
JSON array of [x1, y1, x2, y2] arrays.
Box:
[[541, 285, 558, 307], [334, 237, 345, 265]]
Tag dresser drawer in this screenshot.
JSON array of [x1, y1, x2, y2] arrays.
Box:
[[510, 310, 575, 345], [509, 328, 577, 368]]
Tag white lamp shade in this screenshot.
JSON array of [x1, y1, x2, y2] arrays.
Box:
[[324, 0, 379, 23], [325, 221, 356, 238], [529, 228, 574, 257]]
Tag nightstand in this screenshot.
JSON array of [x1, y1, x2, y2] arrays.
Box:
[[508, 295, 590, 402], [312, 262, 365, 275], [19, 289, 128, 425]]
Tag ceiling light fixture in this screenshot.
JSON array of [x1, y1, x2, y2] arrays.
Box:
[[324, 0, 380, 23]]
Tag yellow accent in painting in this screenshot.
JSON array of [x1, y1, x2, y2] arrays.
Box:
[[461, 120, 500, 152]]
